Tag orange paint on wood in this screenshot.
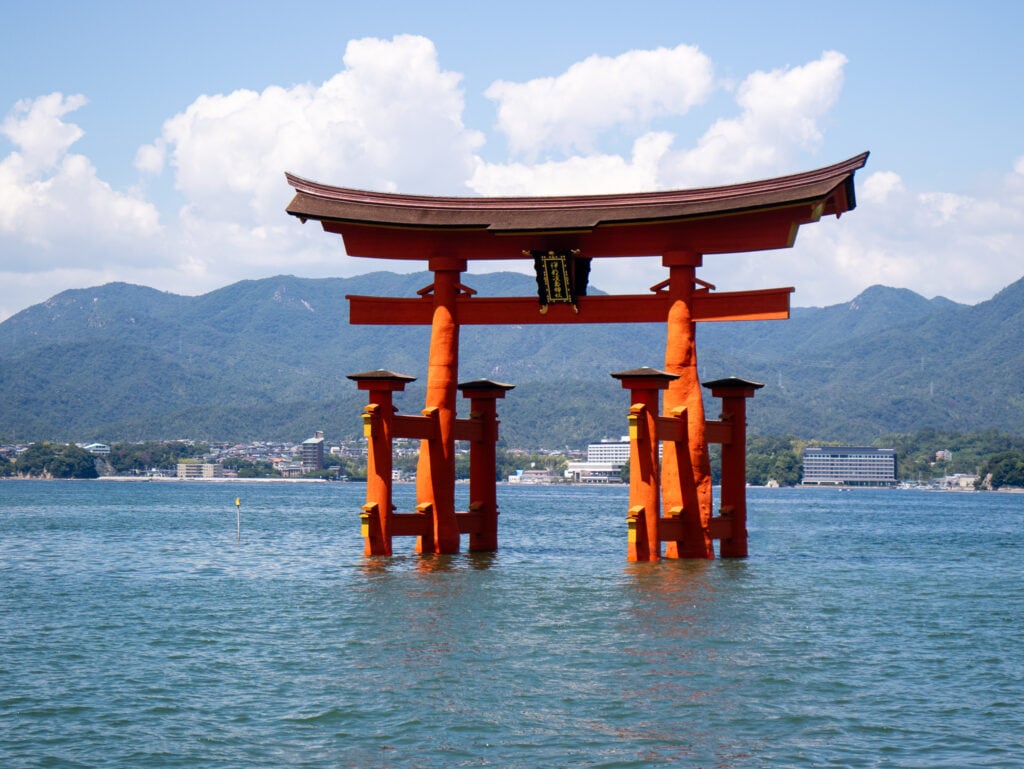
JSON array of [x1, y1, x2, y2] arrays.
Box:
[[346, 287, 793, 326], [661, 263, 714, 559], [416, 267, 462, 554]]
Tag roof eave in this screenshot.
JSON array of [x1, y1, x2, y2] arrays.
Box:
[[285, 151, 869, 231]]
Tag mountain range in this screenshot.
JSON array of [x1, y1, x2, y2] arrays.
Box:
[[1, 270, 1021, 448]]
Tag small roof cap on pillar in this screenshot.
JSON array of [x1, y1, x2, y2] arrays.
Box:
[[702, 376, 765, 397], [346, 369, 417, 382], [610, 367, 680, 389], [346, 369, 417, 390], [458, 378, 516, 395]]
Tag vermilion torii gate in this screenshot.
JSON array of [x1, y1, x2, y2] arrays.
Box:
[[285, 152, 868, 560]]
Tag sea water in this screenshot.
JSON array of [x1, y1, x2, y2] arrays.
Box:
[[1, 481, 1022, 768]]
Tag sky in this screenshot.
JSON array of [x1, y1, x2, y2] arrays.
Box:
[[2, 0, 1023, 321]]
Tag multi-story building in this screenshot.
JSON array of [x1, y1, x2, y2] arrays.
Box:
[[565, 437, 632, 483], [301, 431, 325, 473], [176, 462, 224, 479], [584, 437, 631, 465], [801, 446, 897, 487]]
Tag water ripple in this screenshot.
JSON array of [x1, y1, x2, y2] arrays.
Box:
[[1, 482, 1022, 767]]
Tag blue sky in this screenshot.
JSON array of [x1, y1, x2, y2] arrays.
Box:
[[2, 0, 1022, 320]]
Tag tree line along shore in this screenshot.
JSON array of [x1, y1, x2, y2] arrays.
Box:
[[4, 428, 1024, 490]]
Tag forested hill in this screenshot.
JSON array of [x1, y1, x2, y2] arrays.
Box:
[[1, 271, 1022, 448]]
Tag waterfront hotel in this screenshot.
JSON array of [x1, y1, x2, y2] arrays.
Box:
[[801, 446, 897, 487]]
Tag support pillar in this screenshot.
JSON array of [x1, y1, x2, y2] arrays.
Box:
[[346, 370, 417, 556], [458, 379, 515, 551], [611, 368, 678, 562], [660, 251, 714, 559], [704, 377, 763, 558], [416, 257, 466, 554]]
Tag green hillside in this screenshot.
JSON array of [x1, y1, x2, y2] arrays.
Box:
[[1, 271, 1021, 447]]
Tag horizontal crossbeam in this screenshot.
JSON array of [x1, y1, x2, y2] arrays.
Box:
[[347, 287, 793, 326], [656, 512, 733, 541], [386, 511, 484, 537]]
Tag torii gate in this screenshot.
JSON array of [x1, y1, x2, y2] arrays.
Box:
[[285, 152, 868, 560]]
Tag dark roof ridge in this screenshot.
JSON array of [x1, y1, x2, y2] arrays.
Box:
[[285, 151, 869, 214]]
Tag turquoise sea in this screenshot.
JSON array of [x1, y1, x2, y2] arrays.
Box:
[[1, 480, 1022, 768]]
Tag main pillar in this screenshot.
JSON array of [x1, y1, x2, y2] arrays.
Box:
[[661, 251, 714, 559], [415, 257, 465, 554]]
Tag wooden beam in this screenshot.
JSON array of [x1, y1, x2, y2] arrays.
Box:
[[708, 516, 733, 541], [391, 414, 438, 440], [704, 420, 733, 445], [346, 287, 793, 326], [455, 510, 483, 534], [391, 512, 431, 537]]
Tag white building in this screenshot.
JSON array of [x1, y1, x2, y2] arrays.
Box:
[[585, 437, 631, 465], [802, 447, 897, 487], [565, 438, 633, 483]]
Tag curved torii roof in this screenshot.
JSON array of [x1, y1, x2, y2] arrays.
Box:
[[285, 152, 868, 260]]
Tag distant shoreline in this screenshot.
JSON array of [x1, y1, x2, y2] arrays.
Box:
[[95, 476, 331, 483], [5, 477, 1024, 493]]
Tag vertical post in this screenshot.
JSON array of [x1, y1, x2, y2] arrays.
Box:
[[704, 377, 763, 558], [416, 257, 466, 554], [459, 379, 515, 551], [661, 251, 714, 559], [611, 368, 678, 562], [347, 370, 416, 556]]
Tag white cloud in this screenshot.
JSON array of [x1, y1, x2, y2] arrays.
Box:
[[144, 34, 483, 223], [3, 38, 1024, 324], [126, 34, 487, 292], [660, 50, 848, 186], [472, 50, 848, 197], [485, 44, 713, 158], [134, 139, 165, 175], [1, 92, 87, 172], [696, 162, 1024, 307], [469, 131, 673, 195], [0, 93, 162, 271], [861, 171, 904, 205]]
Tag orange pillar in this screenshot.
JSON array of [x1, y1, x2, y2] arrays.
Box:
[[416, 257, 465, 554], [661, 252, 714, 559], [704, 377, 763, 558], [459, 379, 515, 551], [347, 370, 416, 556], [612, 368, 677, 562]]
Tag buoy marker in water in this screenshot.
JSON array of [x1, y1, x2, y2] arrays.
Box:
[[235, 497, 241, 541]]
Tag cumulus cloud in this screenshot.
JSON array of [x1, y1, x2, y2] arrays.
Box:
[[473, 50, 848, 196], [3, 37, 1024, 322], [470, 131, 673, 196], [142, 34, 483, 222], [1, 92, 87, 172], [660, 50, 848, 186], [485, 44, 713, 158], [861, 170, 904, 205], [126, 34, 486, 292], [694, 163, 1024, 307], [0, 93, 162, 269]]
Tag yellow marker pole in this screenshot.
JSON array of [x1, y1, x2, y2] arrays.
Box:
[[235, 497, 241, 541]]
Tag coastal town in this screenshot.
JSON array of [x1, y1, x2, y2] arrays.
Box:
[[2, 432, 1018, 491]]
